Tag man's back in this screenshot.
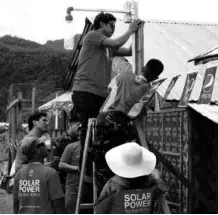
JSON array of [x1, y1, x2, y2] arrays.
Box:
[[73, 30, 113, 98], [107, 71, 150, 114], [94, 175, 167, 214], [60, 141, 81, 185], [13, 163, 64, 214]]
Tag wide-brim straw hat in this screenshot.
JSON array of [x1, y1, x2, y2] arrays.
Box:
[[105, 142, 156, 178]]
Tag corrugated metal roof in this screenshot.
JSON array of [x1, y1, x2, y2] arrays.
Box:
[[188, 103, 218, 124], [63, 17, 218, 103], [188, 45, 218, 64], [104, 19, 218, 77], [110, 19, 218, 102]]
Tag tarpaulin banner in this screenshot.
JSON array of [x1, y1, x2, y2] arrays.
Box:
[[139, 78, 166, 104], [161, 75, 181, 108], [198, 66, 217, 104], [127, 78, 166, 118], [178, 72, 198, 107]]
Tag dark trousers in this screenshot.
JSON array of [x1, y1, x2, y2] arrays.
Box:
[[94, 112, 138, 194], [72, 91, 106, 174]]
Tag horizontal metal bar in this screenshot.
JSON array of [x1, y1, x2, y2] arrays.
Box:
[[80, 203, 93, 209], [167, 201, 180, 207], [20, 99, 31, 103], [147, 107, 186, 114], [68, 7, 130, 14], [162, 152, 180, 156]]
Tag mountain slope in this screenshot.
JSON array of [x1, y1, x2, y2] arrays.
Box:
[[0, 35, 73, 121]]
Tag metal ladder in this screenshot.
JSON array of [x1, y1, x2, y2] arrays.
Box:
[[74, 116, 150, 214], [75, 118, 97, 214]]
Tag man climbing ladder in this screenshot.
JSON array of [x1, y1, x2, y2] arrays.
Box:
[[71, 12, 141, 171]]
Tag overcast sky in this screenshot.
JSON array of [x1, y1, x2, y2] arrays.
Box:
[[1, 0, 218, 44]]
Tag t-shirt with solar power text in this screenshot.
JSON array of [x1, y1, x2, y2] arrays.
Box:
[[13, 163, 64, 214]]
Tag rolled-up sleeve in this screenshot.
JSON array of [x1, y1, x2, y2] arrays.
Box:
[[86, 31, 108, 48]]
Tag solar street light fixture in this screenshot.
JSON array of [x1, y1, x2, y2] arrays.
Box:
[[65, 1, 138, 23], [65, 1, 142, 75]]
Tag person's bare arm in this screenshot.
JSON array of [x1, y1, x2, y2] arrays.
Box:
[[159, 193, 171, 214], [52, 197, 67, 214], [59, 161, 79, 172], [15, 159, 25, 173], [102, 19, 141, 48], [113, 46, 132, 57]]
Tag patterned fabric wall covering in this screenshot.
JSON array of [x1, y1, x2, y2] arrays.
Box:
[[145, 109, 189, 214]]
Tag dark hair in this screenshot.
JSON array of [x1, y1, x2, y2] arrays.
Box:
[[28, 112, 47, 131], [141, 59, 164, 82], [22, 139, 38, 161], [145, 59, 164, 76], [23, 139, 46, 161], [69, 107, 79, 123], [93, 12, 116, 30]]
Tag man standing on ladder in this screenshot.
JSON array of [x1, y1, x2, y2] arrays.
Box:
[[94, 59, 164, 192], [71, 12, 142, 171]]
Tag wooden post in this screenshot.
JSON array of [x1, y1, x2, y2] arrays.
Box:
[[135, 21, 144, 75], [135, 116, 149, 149], [32, 87, 36, 113], [17, 92, 23, 143], [131, 4, 147, 148], [8, 84, 17, 164], [131, 0, 138, 74], [11, 102, 16, 161], [7, 85, 12, 175]]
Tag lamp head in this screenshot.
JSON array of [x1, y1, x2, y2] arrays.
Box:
[[66, 7, 74, 22], [65, 14, 73, 22]]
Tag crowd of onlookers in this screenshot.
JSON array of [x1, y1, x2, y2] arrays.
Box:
[[12, 109, 170, 214], [12, 111, 84, 213]]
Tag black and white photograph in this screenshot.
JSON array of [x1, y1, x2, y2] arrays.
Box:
[[1, 0, 218, 214]]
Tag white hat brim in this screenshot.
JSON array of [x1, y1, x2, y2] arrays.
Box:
[[105, 143, 156, 178]]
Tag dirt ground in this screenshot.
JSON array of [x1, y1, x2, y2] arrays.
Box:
[[0, 188, 13, 214]]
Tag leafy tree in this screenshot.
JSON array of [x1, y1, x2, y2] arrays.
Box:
[[0, 35, 72, 121]]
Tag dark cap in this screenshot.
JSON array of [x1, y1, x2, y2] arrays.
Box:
[[70, 107, 79, 123], [21, 137, 44, 158]]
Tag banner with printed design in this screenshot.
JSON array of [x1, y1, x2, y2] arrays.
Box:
[[178, 72, 198, 107], [161, 75, 181, 108], [198, 66, 217, 104], [139, 78, 166, 104]]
